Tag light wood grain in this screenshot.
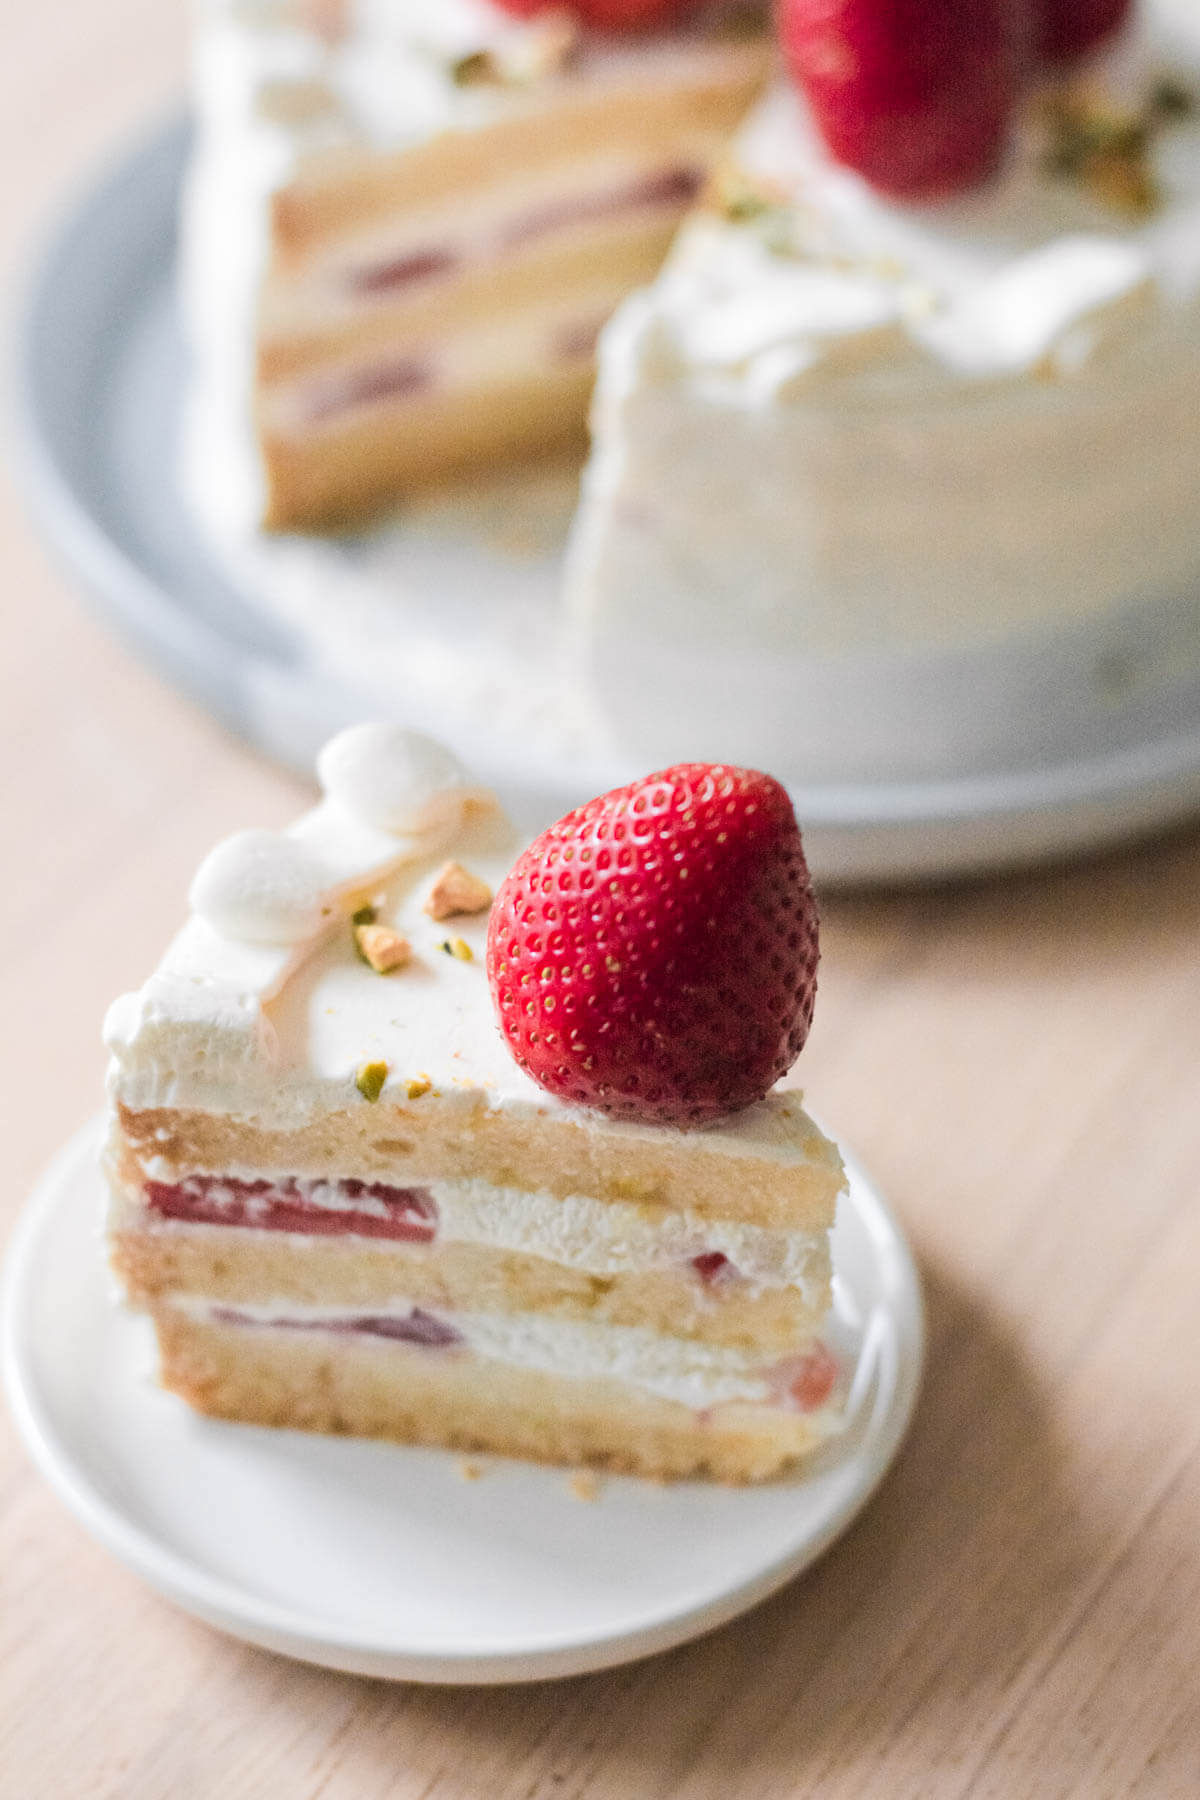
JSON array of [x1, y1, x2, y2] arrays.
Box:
[[2, 7, 1200, 1796]]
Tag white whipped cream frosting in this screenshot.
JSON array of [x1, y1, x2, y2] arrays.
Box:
[[178, 1295, 835, 1413], [193, 0, 762, 158], [192, 0, 557, 165], [424, 1178, 829, 1292], [185, 725, 486, 951], [622, 2, 1200, 395], [105, 728, 842, 1177], [564, 0, 1200, 783], [315, 724, 480, 836], [189, 829, 335, 945]]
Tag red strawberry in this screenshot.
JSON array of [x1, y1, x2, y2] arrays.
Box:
[[487, 764, 819, 1126], [770, 1342, 839, 1412], [1038, 0, 1132, 63], [778, 0, 1022, 201], [490, 0, 694, 29]]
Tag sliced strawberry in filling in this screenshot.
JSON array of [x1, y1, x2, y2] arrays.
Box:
[[691, 1250, 740, 1287], [350, 246, 459, 295], [210, 1305, 463, 1348], [144, 1175, 438, 1243], [768, 1342, 839, 1413], [301, 356, 433, 423], [347, 165, 703, 303], [501, 165, 704, 250]]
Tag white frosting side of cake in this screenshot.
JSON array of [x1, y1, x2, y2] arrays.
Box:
[[565, 0, 1200, 780], [105, 727, 842, 1177], [178, 1295, 834, 1412]]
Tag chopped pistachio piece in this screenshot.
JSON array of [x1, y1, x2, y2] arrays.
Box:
[[1151, 77, 1194, 120], [451, 48, 501, 86], [711, 166, 782, 223], [704, 161, 805, 256], [350, 902, 377, 927], [1040, 91, 1161, 218], [424, 861, 493, 921], [355, 1060, 388, 1103], [405, 1075, 432, 1100], [355, 922, 412, 973], [438, 936, 474, 962]]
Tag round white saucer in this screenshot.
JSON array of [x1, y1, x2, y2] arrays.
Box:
[[3, 1119, 922, 1683], [13, 117, 1200, 881]]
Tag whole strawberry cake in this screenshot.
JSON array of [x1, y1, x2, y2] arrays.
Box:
[[566, 0, 1200, 786], [103, 725, 847, 1482]]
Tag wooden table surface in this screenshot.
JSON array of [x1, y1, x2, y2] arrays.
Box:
[[3, 8, 1199, 1796]]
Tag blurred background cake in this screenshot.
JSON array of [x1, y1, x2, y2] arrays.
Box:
[[566, 0, 1200, 781], [184, 0, 768, 531], [173, 0, 1200, 845]]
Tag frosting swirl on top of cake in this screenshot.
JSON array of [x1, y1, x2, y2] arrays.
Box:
[[189, 829, 335, 945], [631, 2, 1200, 396], [316, 723, 479, 837], [196, 0, 763, 163], [187, 726, 489, 948]]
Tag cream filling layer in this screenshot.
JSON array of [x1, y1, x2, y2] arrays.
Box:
[[135, 1161, 830, 1300], [259, 153, 704, 333], [261, 279, 622, 435], [176, 1295, 835, 1414]]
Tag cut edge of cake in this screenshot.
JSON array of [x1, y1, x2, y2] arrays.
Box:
[[183, 0, 772, 534]]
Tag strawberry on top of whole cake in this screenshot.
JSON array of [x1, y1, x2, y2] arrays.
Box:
[[104, 727, 848, 1481]]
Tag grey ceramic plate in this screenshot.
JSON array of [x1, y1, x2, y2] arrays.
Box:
[[13, 116, 1200, 879]]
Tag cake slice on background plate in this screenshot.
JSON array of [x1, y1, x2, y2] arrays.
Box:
[[184, 0, 770, 532], [103, 726, 847, 1482], [564, 0, 1200, 784]]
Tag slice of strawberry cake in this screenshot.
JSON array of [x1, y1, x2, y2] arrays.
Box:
[[103, 725, 846, 1481], [184, 0, 769, 532]]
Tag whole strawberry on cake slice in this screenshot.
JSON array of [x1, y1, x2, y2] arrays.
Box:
[[104, 729, 847, 1481]]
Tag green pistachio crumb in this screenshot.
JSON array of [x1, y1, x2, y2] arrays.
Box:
[[355, 1060, 388, 1103], [1152, 77, 1194, 120], [452, 49, 499, 86]]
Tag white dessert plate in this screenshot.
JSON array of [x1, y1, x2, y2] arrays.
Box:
[[4, 1118, 923, 1684], [18, 116, 1200, 877]]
